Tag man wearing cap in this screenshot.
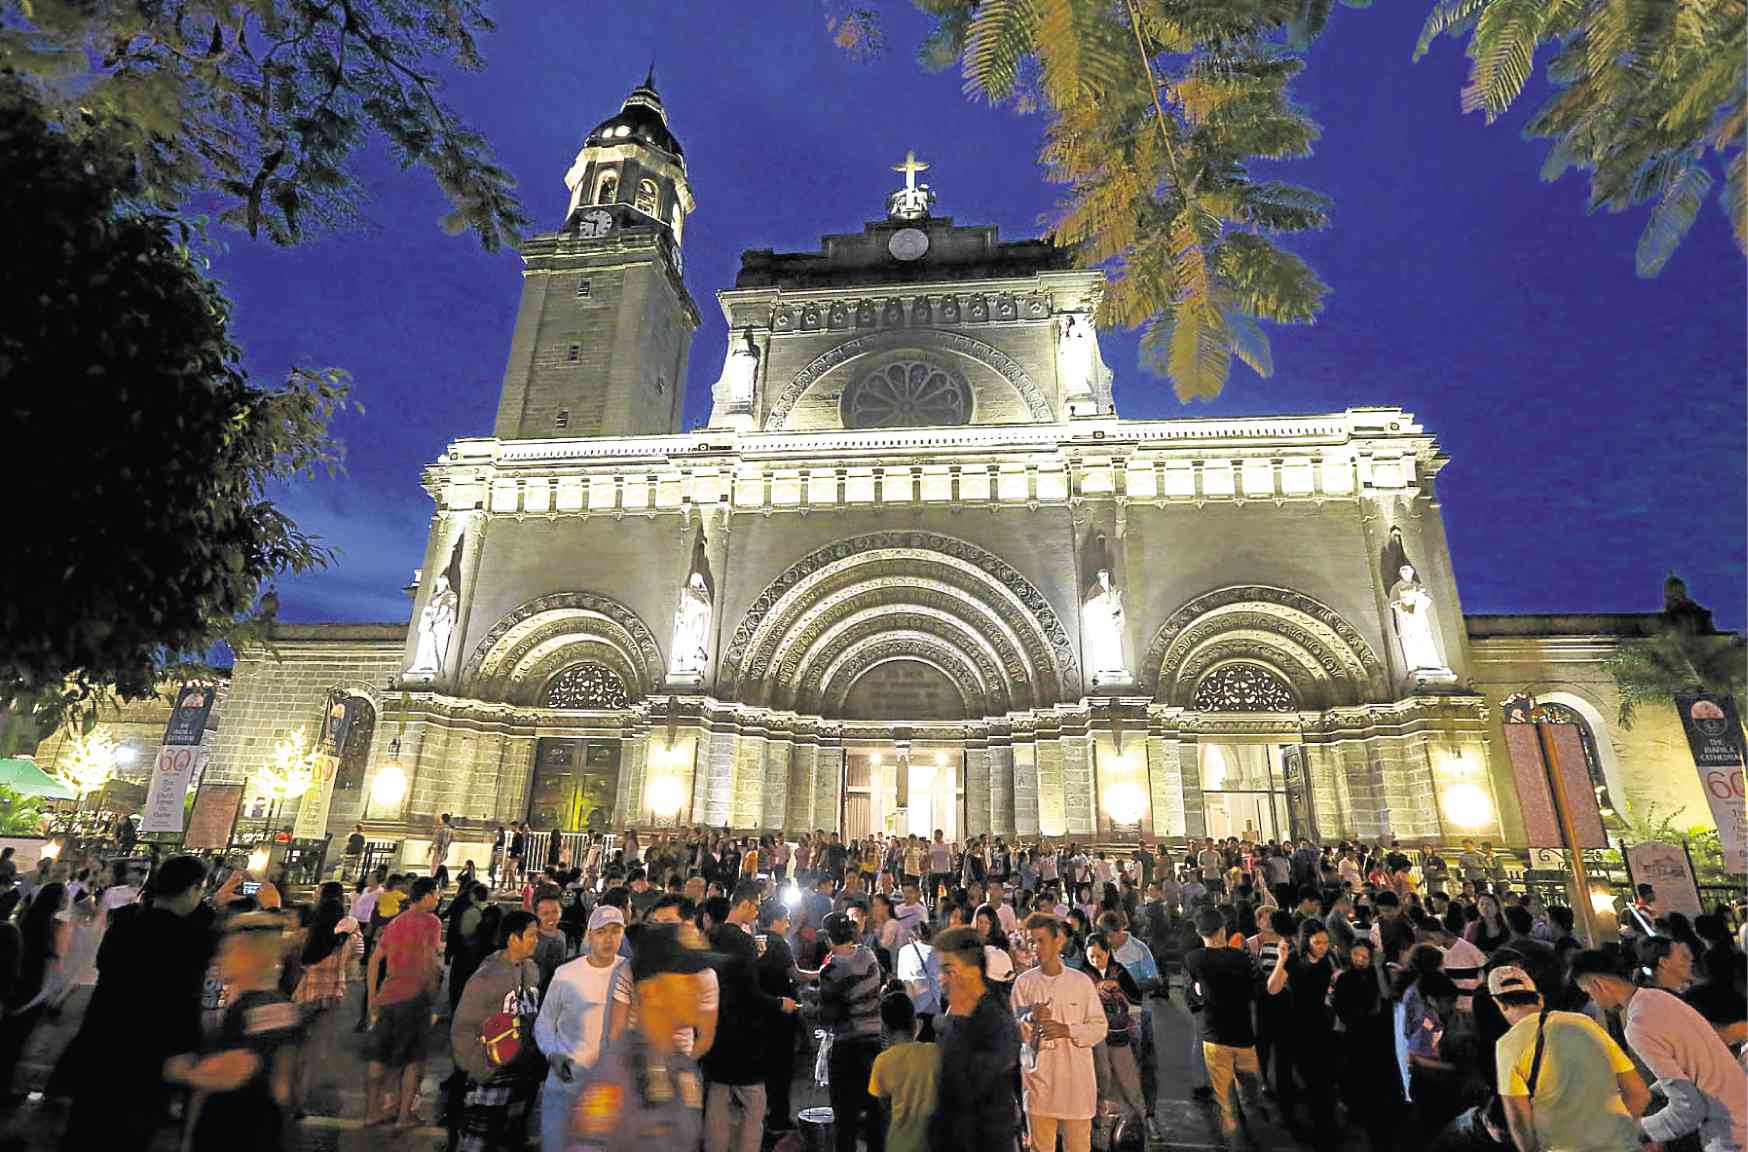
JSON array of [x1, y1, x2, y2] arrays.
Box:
[[567, 924, 714, 1150], [534, 905, 632, 1150], [1489, 963, 1650, 1152]]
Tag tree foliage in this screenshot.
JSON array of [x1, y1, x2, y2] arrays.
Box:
[[1602, 626, 1746, 727], [1, 76, 348, 728], [1416, 0, 1747, 276], [0, 786, 50, 838], [900, 0, 1357, 401], [1, 0, 527, 248]]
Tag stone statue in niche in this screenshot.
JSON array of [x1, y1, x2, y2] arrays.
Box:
[[1082, 569, 1128, 685], [408, 575, 459, 676], [911, 296, 931, 324], [1389, 564, 1448, 674], [715, 327, 759, 409], [1057, 314, 1099, 398], [669, 572, 713, 679]]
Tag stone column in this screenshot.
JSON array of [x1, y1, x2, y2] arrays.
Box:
[[732, 735, 766, 830], [1147, 738, 1187, 837], [814, 747, 844, 835], [1302, 743, 1347, 840], [763, 737, 792, 832], [699, 731, 736, 827], [964, 749, 991, 837], [618, 736, 648, 826], [988, 746, 1015, 837], [1063, 736, 1096, 836], [785, 744, 818, 835], [1181, 740, 1207, 839], [1379, 733, 1442, 842], [1036, 741, 1066, 836], [1013, 743, 1040, 836]]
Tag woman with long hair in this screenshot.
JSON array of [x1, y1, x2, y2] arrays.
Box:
[[1265, 917, 1339, 1149], [1084, 930, 1146, 1144], [0, 882, 67, 1097], [292, 881, 360, 1113], [1463, 892, 1509, 953]]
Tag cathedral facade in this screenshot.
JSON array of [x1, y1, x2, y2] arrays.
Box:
[[200, 81, 1724, 865]]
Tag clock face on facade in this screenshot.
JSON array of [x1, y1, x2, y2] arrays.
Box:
[[576, 208, 614, 239], [888, 227, 929, 261]]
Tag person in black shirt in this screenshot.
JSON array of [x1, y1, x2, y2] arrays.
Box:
[[170, 912, 305, 1152], [1265, 917, 1339, 1149], [1183, 907, 1262, 1144], [927, 927, 1020, 1152], [756, 903, 803, 1135]]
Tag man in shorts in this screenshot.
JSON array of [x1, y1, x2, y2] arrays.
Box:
[[367, 876, 442, 1128]]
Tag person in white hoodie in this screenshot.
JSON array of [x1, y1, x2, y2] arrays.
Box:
[[1012, 913, 1106, 1152]]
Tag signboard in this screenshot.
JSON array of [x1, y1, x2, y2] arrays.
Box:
[[1504, 723, 1608, 849], [1625, 841, 1703, 919], [185, 783, 244, 850], [162, 682, 217, 747], [319, 694, 358, 758], [141, 746, 206, 834], [97, 779, 148, 815], [1673, 693, 1747, 874], [291, 754, 342, 841]]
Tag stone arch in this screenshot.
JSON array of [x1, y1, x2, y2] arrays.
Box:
[[722, 531, 1078, 712], [461, 592, 663, 705], [764, 329, 1054, 429], [1144, 585, 1384, 710]]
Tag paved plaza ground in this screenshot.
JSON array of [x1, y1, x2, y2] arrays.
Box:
[[0, 975, 1365, 1151]]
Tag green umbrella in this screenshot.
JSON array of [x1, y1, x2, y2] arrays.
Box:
[[0, 758, 78, 801]]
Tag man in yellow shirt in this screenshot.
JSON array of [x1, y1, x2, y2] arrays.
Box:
[[1489, 965, 1650, 1152], [869, 990, 939, 1152]]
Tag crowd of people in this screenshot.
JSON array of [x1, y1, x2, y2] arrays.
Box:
[[0, 826, 1738, 1152]]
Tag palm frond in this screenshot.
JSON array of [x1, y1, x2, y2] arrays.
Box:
[[1461, 0, 1549, 121], [1636, 159, 1711, 275], [962, 0, 1041, 101], [1724, 147, 1746, 253], [1415, 0, 1489, 60]]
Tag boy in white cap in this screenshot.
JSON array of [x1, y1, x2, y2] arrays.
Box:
[[1489, 963, 1650, 1152], [534, 904, 632, 1150]]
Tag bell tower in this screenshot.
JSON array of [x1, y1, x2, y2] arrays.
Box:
[[492, 73, 700, 440]]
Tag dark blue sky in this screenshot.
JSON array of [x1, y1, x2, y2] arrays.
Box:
[[216, 3, 1746, 631]]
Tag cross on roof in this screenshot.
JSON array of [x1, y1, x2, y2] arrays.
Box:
[[892, 150, 929, 191]]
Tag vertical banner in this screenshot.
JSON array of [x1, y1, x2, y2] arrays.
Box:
[[291, 754, 342, 841], [185, 783, 244, 850], [163, 682, 217, 747], [1673, 693, 1747, 873], [319, 694, 357, 758], [1625, 842, 1703, 918], [140, 747, 205, 833], [1503, 723, 1607, 849]]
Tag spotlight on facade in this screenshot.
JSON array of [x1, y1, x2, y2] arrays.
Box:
[[647, 774, 687, 819], [1103, 782, 1147, 826], [1439, 782, 1493, 831], [371, 763, 409, 809], [1589, 887, 1620, 916]]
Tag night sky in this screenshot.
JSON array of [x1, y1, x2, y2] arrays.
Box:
[[212, 3, 1746, 632]]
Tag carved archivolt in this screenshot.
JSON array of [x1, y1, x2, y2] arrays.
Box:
[[462, 592, 664, 704], [765, 329, 1054, 429], [1143, 585, 1383, 709], [722, 531, 1078, 709], [818, 633, 998, 718]]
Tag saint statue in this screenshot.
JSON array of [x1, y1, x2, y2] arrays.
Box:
[[1388, 564, 1445, 672], [1081, 569, 1127, 682], [1057, 313, 1099, 398], [717, 327, 759, 408], [669, 572, 713, 678], [408, 575, 458, 675]]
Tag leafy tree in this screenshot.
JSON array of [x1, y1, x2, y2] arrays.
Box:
[[1603, 628, 1746, 727], [1, 76, 347, 729], [0, 786, 50, 838], [1415, 0, 1747, 276], [897, 0, 1356, 401], [1, 0, 527, 248]]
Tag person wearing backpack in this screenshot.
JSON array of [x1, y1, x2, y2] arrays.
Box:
[[1489, 964, 1650, 1152], [449, 910, 542, 1152], [1084, 930, 1146, 1146]]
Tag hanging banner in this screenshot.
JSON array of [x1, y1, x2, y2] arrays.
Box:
[[291, 754, 342, 841], [1503, 723, 1608, 849], [185, 783, 244, 850], [141, 746, 206, 834], [1673, 693, 1747, 873], [1625, 841, 1703, 919], [319, 694, 358, 758], [163, 682, 217, 747]]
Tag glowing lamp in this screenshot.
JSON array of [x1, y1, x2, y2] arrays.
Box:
[[782, 880, 803, 908], [58, 731, 119, 797], [1103, 782, 1148, 826], [1589, 887, 1619, 916], [647, 774, 687, 819], [37, 842, 61, 862], [1439, 783, 1494, 830], [370, 763, 408, 809], [246, 847, 271, 875]]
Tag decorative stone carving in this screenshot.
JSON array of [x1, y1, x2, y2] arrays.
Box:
[[542, 663, 631, 710], [407, 575, 459, 677], [801, 303, 821, 330], [855, 299, 876, 327], [710, 327, 760, 427], [462, 591, 664, 691], [722, 530, 1079, 702], [995, 293, 1018, 320], [840, 358, 972, 429], [1057, 314, 1098, 397], [1388, 564, 1453, 682], [1082, 569, 1130, 688], [911, 296, 931, 324], [940, 296, 960, 323], [968, 295, 989, 322], [771, 304, 795, 332], [765, 329, 1053, 429], [1024, 292, 1050, 319], [1191, 663, 1298, 713], [882, 298, 905, 326], [828, 301, 848, 329]]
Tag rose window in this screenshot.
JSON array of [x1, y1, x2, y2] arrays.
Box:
[[1192, 663, 1298, 713], [841, 360, 971, 429], [541, 663, 630, 710]]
